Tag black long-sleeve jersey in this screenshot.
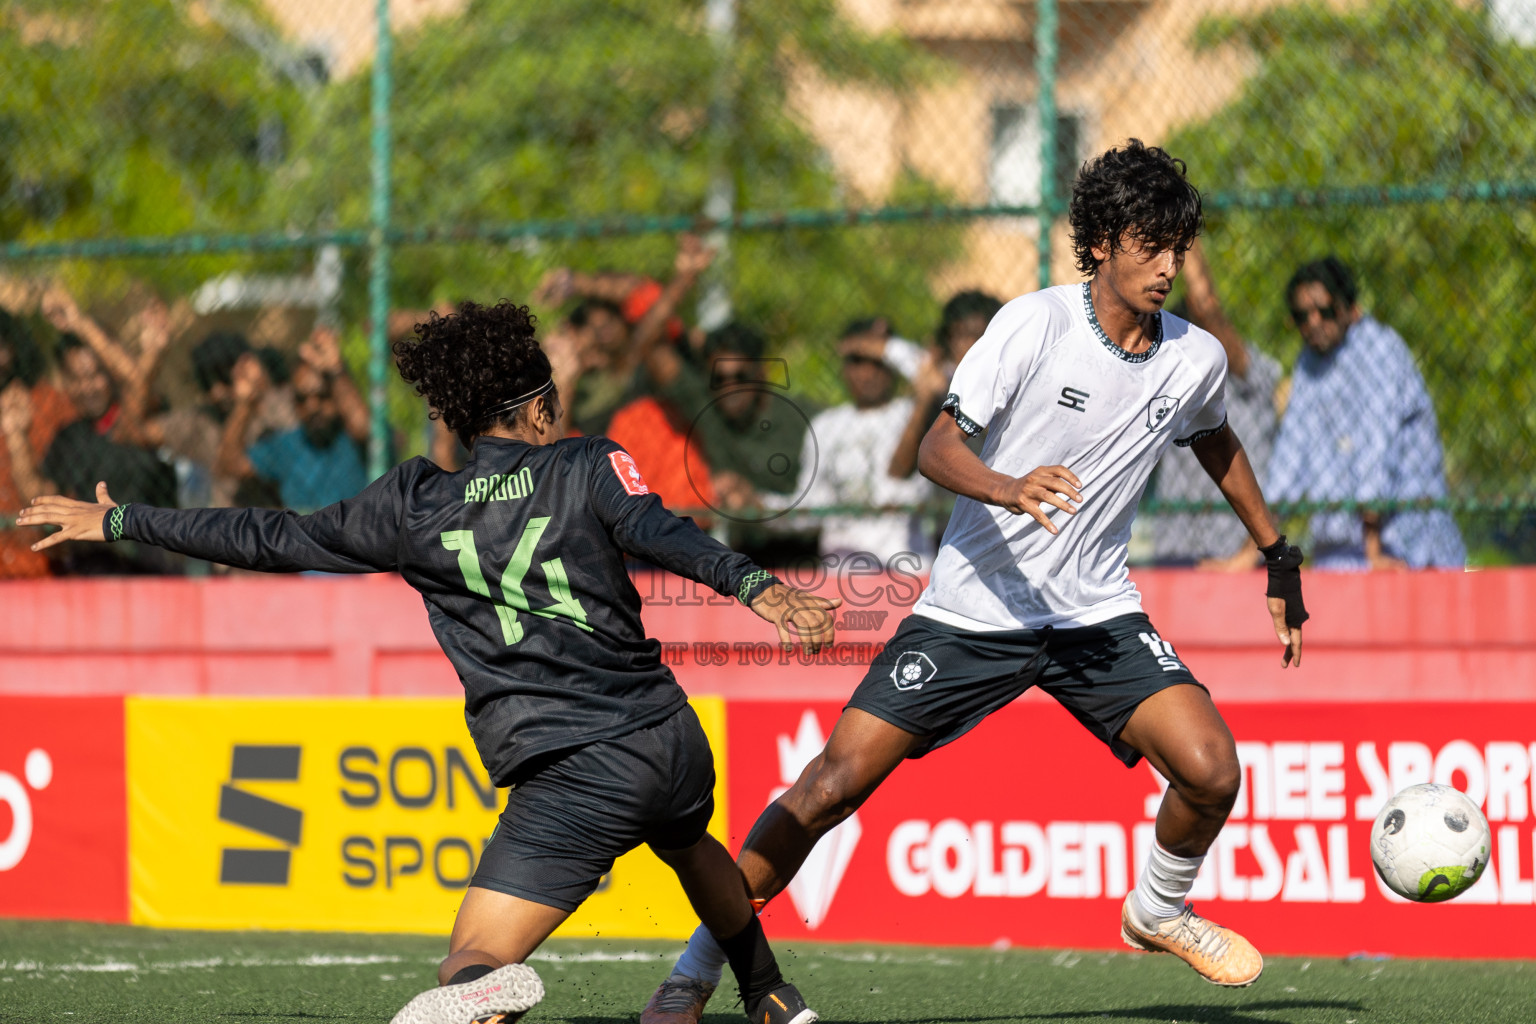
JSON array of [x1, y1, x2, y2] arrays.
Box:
[[105, 435, 779, 784]]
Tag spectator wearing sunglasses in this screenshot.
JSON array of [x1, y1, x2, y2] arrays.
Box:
[[1266, 256, 1463, 569]]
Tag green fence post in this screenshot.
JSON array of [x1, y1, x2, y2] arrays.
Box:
[[1035, 0, 1058, 291], [367, 0, 394, 480]]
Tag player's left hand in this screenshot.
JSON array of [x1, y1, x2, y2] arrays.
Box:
[[1259, 535, 1308, 668], [751, 583, 842, 654], [1267, 596, 1303, 668], [17, 482, 116, 551]]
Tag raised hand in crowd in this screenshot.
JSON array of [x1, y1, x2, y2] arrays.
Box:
[[39, 282, 139, 386], [531, 267, 578, 307], [0, 381, 50, 502], [532, 265, 650, 308], [112, 294, 186, 447], [298, 325, 369, 445], [884, 335, 952, 481], [634, 235, 718, 389], [214, 352, 272, 480], [541, 319, 601, 436], [912, 348, 949, 405]]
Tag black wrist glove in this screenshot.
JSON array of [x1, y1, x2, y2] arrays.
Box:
[[1260, 534, 1309, 628]]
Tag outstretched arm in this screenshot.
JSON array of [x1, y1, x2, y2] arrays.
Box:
[[19, 470, 409, 574], [589, 441, 840, 651], [1190, 423, 1306, 667]]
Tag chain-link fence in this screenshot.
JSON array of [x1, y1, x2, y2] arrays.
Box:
[[2, 0, 1534, 576]]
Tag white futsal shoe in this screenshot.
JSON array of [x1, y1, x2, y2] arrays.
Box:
[[390, 963, 544, 1024]]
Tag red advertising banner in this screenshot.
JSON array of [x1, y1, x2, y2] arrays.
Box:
[[729, 700, 1536, 959], [0, 697, 128, 921]]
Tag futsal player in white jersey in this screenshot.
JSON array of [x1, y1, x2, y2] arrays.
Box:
[[639, 140, 1311, 1022]]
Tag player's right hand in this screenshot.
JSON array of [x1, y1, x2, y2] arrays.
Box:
[[18, 482, 116, 551], [751, 583, 841, 655], [994, 465, 1083, 535]]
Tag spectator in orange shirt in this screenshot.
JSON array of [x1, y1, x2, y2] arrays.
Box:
[[0, 310, 75, 578]]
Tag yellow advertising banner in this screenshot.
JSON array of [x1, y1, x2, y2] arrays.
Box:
[[126, 697, 727, 936]]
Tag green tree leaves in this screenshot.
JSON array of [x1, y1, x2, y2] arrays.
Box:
[[1170, 0, 1536, 511]]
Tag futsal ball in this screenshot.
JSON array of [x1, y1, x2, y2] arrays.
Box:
[[1369, 783, 1491, 902]]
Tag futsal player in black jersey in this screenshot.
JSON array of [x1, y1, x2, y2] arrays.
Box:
[[21, 300, 837, 1024]]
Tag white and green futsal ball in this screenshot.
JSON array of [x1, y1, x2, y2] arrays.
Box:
[[1370, 783, 1491, 903]]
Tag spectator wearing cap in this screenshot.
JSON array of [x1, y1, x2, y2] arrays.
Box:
[[1268, 256, 1464, 569], [884, 290, 1005, 481], [765, 317, 936, 568]]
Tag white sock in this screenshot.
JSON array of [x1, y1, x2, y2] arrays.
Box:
[[1133, 841, 1205, 923], [671, 922, 727, 985]]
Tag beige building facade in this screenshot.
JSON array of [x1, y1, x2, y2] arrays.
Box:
[[261, 0, 1357, 298], [799, 0, 1373, 297]]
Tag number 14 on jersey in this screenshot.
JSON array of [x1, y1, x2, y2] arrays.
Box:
[[441, 519, 592, 644]]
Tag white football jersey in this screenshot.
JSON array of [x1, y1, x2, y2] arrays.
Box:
[[913, 282, 1228, 631]]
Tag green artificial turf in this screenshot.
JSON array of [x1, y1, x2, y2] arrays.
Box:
[[1, 920, 1532, 1023]]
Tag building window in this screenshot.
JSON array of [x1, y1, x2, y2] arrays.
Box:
[[988, 104, 1080, 207]]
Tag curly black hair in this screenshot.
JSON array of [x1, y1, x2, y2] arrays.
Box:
[[393, 300, 553, 448], [1068, 139, 1203, 277]]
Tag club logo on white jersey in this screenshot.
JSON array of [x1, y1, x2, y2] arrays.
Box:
[[890, 651, 938, 691], [774, 711, 861, 930], [1146, 395, 1180, 431], [1057, 386, 1091, 413]]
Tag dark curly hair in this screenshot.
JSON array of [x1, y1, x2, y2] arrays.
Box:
[[393, 300, 553, 448], [1068, 139, 1203, 276]]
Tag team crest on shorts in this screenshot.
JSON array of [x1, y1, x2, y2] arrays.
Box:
[[890, 651, 938, 691], [1146, 395, 1180, 431]]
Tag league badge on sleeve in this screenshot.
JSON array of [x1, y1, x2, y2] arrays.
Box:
[[608, 451, 651, 496]]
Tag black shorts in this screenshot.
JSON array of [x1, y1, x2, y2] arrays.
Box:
[[470, 704, 715, 911], [847, 611, 1204, 767]]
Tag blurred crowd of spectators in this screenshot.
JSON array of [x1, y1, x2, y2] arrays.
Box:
[[0, 238, 1464, 580]]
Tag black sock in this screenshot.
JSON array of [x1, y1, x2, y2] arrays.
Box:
[[716, 916, 783, 1009], [448, 963, 497, 986]]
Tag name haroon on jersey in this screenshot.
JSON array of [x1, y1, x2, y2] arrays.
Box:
[[463, 466, 535, 504]]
